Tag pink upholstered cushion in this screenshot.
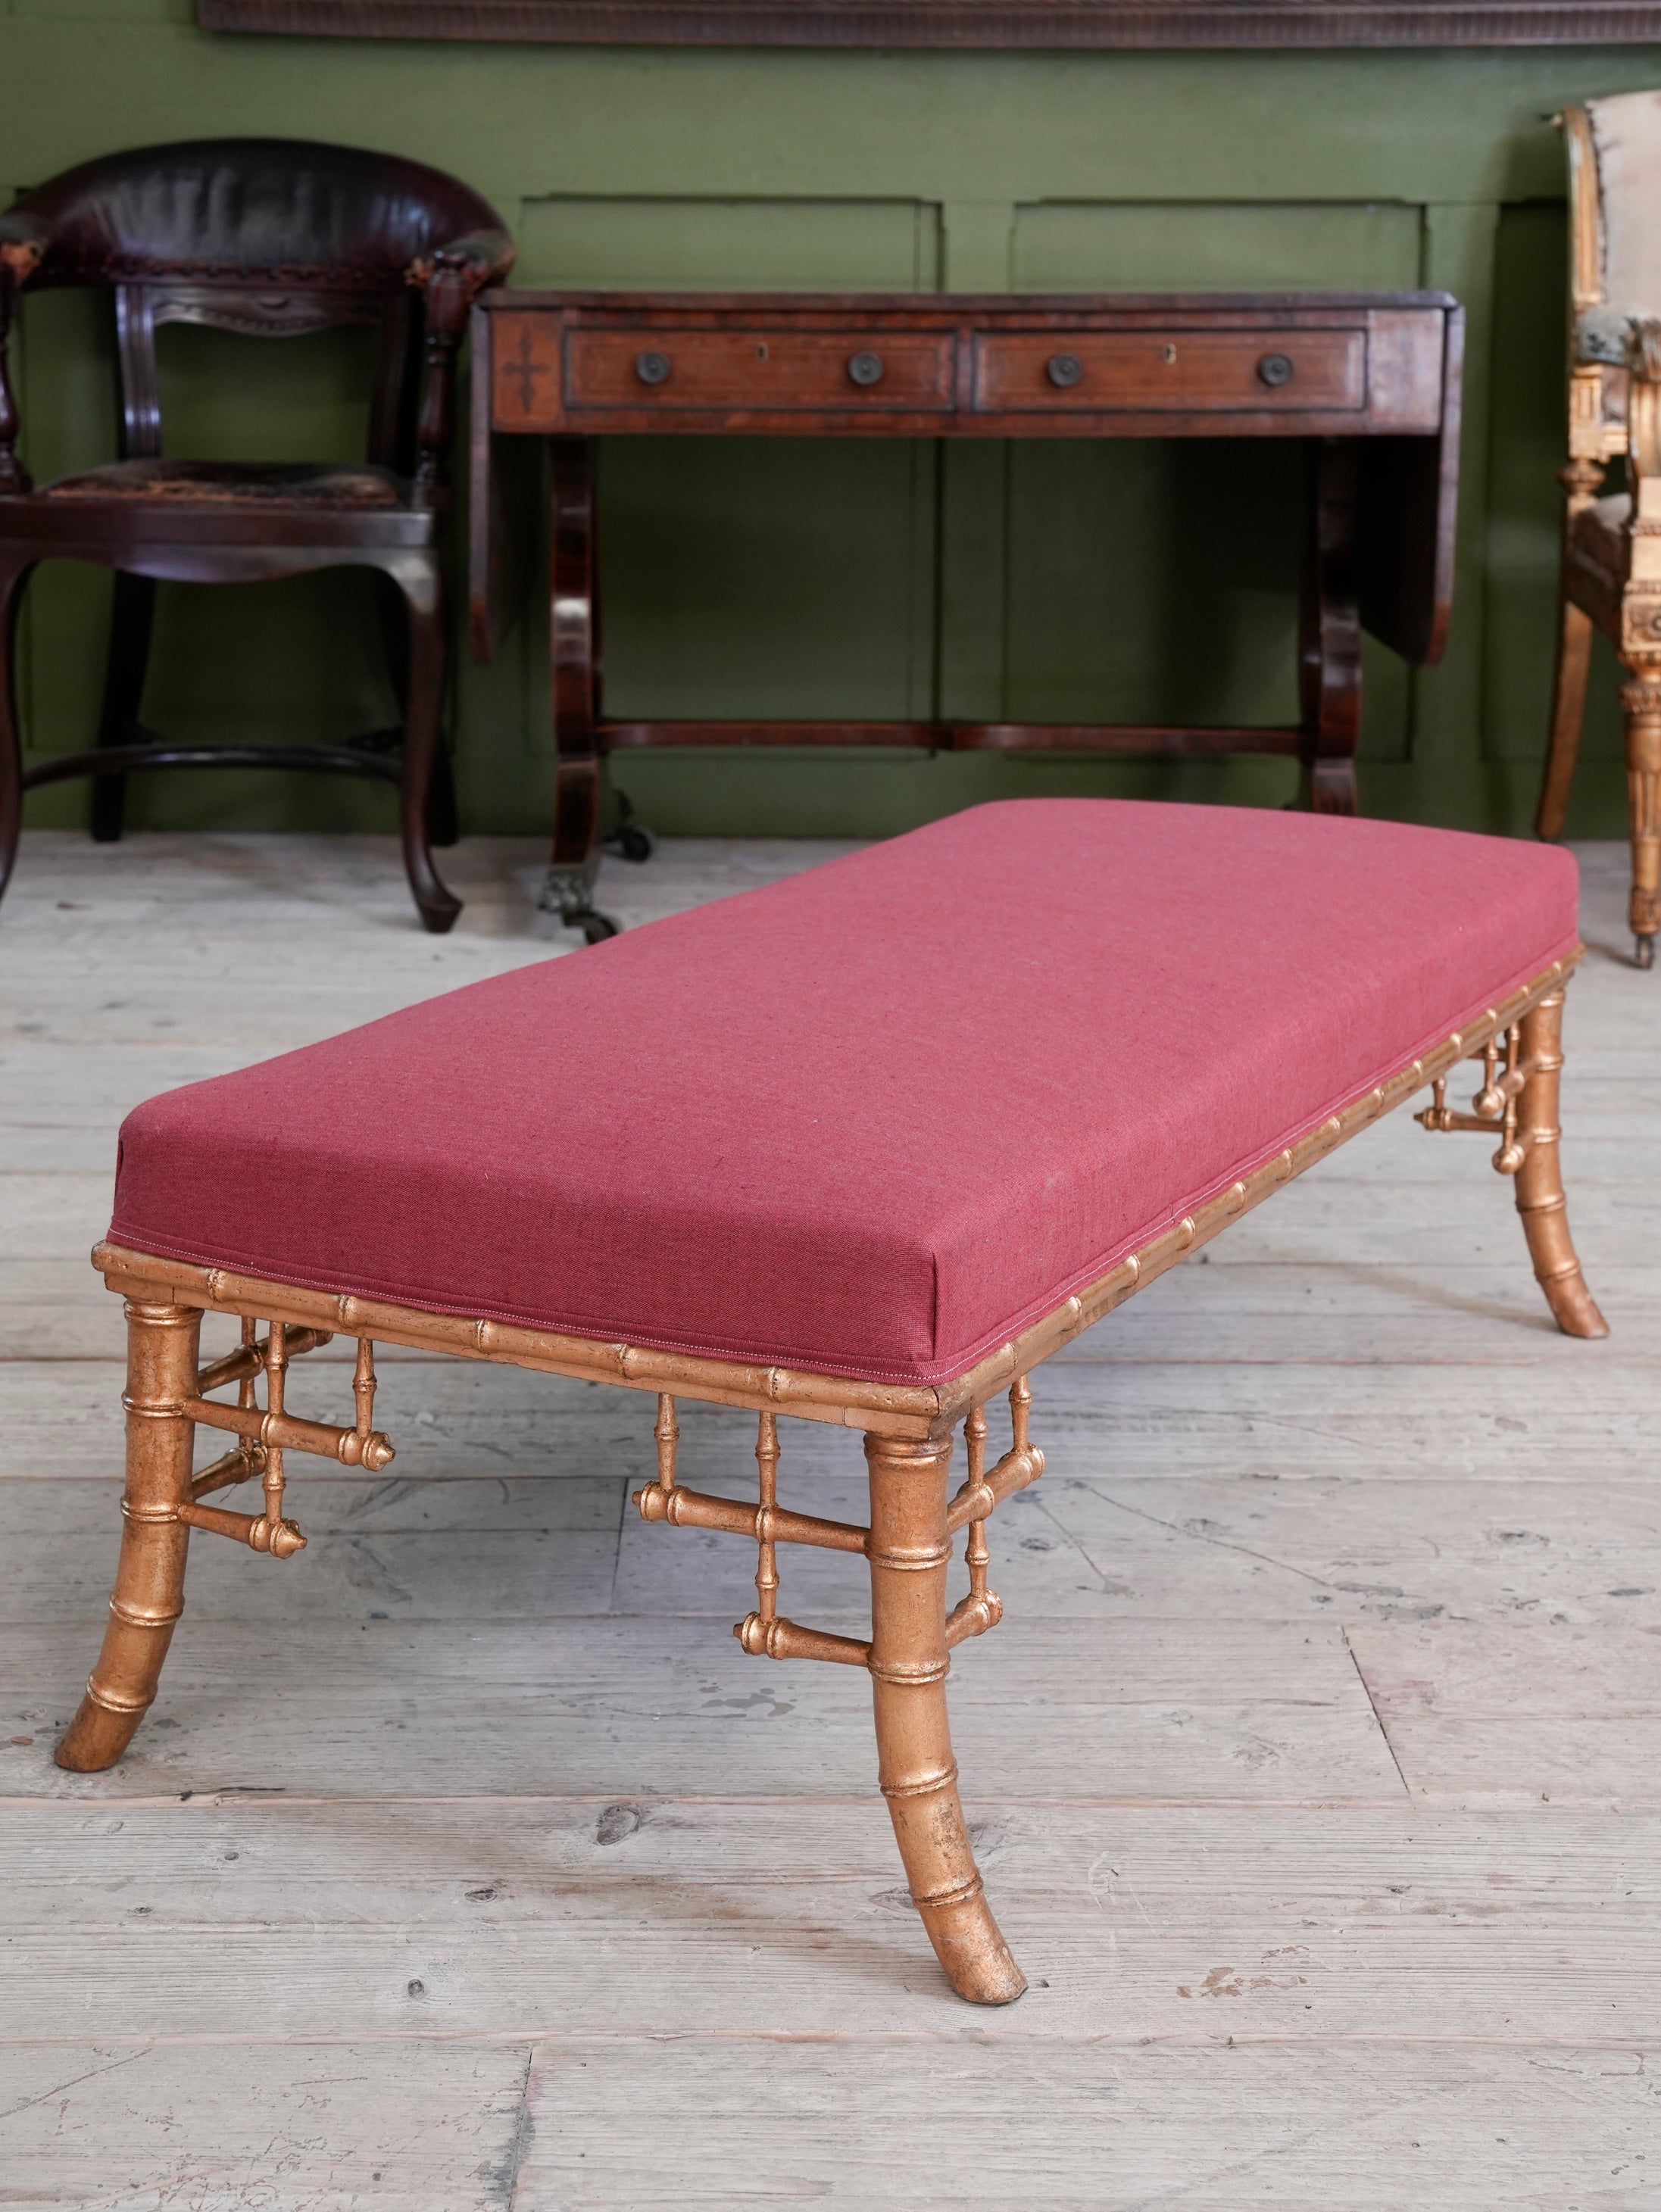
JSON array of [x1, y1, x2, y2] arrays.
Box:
[[109, 800, 1579, 1386]]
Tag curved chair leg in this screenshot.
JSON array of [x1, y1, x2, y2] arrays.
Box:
[[373, 568, 457, 850], [56, 1299, 201, 1771], [0, 554, 35, 911], [1536, 595, 1594, 841], [1620, 672, 1661, 968], [864, 1431, 1026, 2005], [1514, 986, 1609, 1339], [391, 560, 461, 935], [90, 571, 158, 844], [425, 741, 460, 851]]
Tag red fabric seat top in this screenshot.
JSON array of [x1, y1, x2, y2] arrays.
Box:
[[109, 800, 1579, 1387]]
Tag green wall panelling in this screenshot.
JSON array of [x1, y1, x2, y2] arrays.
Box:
[[519, 192, 941, 759], [996, 198, 1425, 758], [1482, 198, 1629, 836], [14, 285, 115, 827], [8, 1, 193, 18], [1001, 441, 1301, 727], [1395, 198, 1503, 829], [14, 299, 406, 833], [135, 323, 399, 818], [6, 20, 1661, 841], [515, 195, 941, 291], [594, 436, 938, 725], [1008, 200, 1424, 292]]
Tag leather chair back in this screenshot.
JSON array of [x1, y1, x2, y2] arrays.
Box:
[[2, 139, 514, 473], [17, 138, 505, 295]]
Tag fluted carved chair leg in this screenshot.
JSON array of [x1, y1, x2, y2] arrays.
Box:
[[864, 1430, 1026, 2006], [1515, 987, 1609, 1340], [1622, 673, 1661, 968], [55, 1299, 201, 1771]]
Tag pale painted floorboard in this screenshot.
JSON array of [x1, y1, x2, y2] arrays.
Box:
[[5, 1349, 1657, 1486], [2, 829, 1656, 2208], [2, 1804, 1654, 2044], [1, 1614, 1405, 1805], [3, 2039, 1654, 2211], [505, 2039, 1661, 2211], [0, 2042, 535, 2212], [11, 1470, 1661, 1630]]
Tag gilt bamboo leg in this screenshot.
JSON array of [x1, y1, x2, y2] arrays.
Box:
[[56, 1299, 201, 1771], [1514, 987, 1608, 1339], [864, 1430, 1026, 2005], [1537, 596, 1595, 841], [1620, 673, 1661, 968]]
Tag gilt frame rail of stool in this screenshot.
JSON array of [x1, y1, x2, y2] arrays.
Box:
[[468, 289, 1463, 938], [58, 950, 1603, 2006]]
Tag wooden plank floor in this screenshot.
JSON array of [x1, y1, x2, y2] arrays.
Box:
[[1, 828, 1656, 2210]]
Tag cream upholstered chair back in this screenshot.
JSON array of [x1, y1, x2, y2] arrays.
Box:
[[1556, 95, 1661, 500], [1574, 92, 1661, 361], [1539, 94, 1661, 969]]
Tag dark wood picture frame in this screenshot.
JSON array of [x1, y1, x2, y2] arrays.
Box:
[[196, 2, 1661, 50]]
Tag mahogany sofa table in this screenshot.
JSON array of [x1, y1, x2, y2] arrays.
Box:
[[468, 288, 1463, 936], [58, 798, 1604, 2006]]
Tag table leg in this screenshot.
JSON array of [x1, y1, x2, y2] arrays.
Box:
[[0, 554, 33, 910], [1299, 438, 1362, 814], [543, 435, 617, 942]]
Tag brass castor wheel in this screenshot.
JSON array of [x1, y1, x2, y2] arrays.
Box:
[[540, 866, 620, 944], [605, 792, 655, 865]]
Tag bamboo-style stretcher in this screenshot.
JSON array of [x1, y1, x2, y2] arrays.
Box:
[[55, 802, 1609, 2004]]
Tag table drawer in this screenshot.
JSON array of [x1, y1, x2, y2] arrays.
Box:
[[973, 329, 1367, 413], [565, 327, 957, 413]]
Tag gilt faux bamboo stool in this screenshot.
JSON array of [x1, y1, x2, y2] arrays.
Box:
[[60, 798, 1607, 2005]]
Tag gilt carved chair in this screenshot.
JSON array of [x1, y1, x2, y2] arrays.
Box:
[[0, 139, 514, 933], [1540, 92, 1661, 969]]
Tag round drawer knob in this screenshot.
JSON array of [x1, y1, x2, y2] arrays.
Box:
[[1257, 352, 1294, 388], [1046, 353, 1084, 389], [634, 350, 672, 387], [848, 350, 885, 387]]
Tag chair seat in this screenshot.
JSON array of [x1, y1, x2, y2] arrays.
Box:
[[42, 458, 407, 507], [2, 460, 436, 550], [108, 800, 1579, 1388], [1569, 489, 1633, 582]]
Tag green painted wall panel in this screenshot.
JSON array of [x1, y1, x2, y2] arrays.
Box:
[[1002, 441, 1302, 726], [520, 192, 941, 742], [517, 194, 941, 290], [1009, 199, 1424, 292], [1484, 199, 1627, 787], [5, 14, 1660, 842], [999, 199, 1424, 755], [595, 437, 938, 723]]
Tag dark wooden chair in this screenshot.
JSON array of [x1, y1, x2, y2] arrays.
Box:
[[0, 138, 514, 932]]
